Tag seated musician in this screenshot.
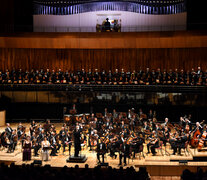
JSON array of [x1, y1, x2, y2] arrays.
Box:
[[143, 121, 150, 131], [147, 131, 159, 156], [31, 132, 40, 156], [130, 133, 144, 158], [50, 132, 60, 156], [178, 132, 188, 155], [119, 138, 130, 166], [143, 121, 151, 136], [97, 138, 107, 164]]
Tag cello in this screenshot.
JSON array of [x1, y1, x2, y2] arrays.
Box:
[[198, 131, 207, 150]]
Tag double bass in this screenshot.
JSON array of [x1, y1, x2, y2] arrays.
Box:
[[190, 129, 201, 148], [190, 120, 205, 148]]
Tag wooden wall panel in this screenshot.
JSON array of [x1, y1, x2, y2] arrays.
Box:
[[0, 48, 207, 72], [1, 32, 207, 49]]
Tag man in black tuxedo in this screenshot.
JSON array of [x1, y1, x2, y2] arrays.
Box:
[[74, 125, 81, 157], [119, 138, 130, 166], [97, 138, 106, 164], [5, 123, 13, 139]]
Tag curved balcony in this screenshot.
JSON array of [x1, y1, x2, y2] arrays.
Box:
[[33, 0, 186, 15]]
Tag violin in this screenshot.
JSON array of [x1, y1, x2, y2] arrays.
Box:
[[157, 130, 164, 138]]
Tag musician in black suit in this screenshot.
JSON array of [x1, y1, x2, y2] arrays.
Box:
[[147, 131, 159, 156], [74, 125, 81, 157], [61, 131, 72, 155], [119, 138, 130, 166], [97, 138, 106, 164], [5, 123, 13, 138], [192, 121, 203, 134]]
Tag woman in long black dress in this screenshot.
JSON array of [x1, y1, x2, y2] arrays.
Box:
[[23, 136, 32, 161]]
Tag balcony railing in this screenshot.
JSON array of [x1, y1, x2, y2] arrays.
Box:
[[0, 84, 206, 93]]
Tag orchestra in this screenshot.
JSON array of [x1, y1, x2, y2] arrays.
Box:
[[0, 108, 206, 166]]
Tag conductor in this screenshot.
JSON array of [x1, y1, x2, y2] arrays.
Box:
[[74, 125, 81, 157]]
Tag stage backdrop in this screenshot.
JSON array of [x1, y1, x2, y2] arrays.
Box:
[[0, 48, 207, 72]]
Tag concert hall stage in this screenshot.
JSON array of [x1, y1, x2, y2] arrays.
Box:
[[1, 123, 207, 179]]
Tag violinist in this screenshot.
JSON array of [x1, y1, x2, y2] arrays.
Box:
[[97, 138, 107, 164], [147, 131, 159, 156], [0, 132, 7, 148], [170, 131, 179, 155], [88, 127, 95, 151], [38, 124, 44, 134], [130, 133, 144, 159], [162, 126, 170, 146], [170, 131, 187, 155], [143, 121, 150, 131], [151, 118, 157, 131], [62, 131, 72, 155], [59, 127, 66, 139], [5, 123, 13, 139], [50, 132, 60, 156], [143, 121, 151, 136], [7, 130, 16, 153], [119, 138, 130, 166], [31, 120, 37, 128], [109, 134, 118, 159], [17, 122, 23, 131], [155, 124, 162, 133], [30, 121, 37, 135], [31, 132, 40, 156], [11, 130, 18, 152], [129, 115, 136, 131], [177, 131, 188, 155]]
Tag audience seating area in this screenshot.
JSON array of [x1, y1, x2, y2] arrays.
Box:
[[0, 163, 150, 180], [0, 67, 206, 86]]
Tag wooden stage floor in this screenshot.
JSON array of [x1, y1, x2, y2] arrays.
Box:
[[1, 123, 207, 179]]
